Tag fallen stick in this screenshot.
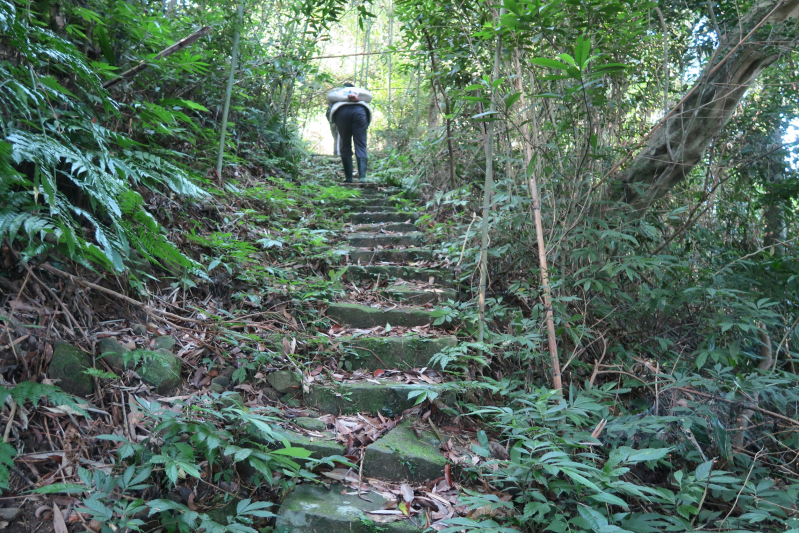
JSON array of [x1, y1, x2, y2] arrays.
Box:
[[103, 26, 213, 89], [37, 264, 204, 324]]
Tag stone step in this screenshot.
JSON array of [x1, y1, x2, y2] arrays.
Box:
[[327, 302, 438, 329], [341, 197, 397, 207], [341, 182, 380, 189], [353, 223, 417, 233], [359, 205, 400, 212], [349, 247, 432, 263], [304, 380, 447, 416], [343, 265, 454, 287], [349, 212, 417, 224], [363, 420, 448, 483], [275, 483, 417, 532], [347, 232, 424, 248], [382, 285, 456, 305], [246, 427, 344, 462], [340, 335, 457, 371]]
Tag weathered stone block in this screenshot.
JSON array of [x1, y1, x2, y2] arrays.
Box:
[[348, 212, 417, 224], [382, 286, 456, 305], [275, 483, 417, 533], [304, 381, 445, 416], [363, 421, 447, 482], [293, 417, 328, 431], [343, 265, 454, 287], [50, 342, 93, 396], [354, 223, 418, 233], [153, 336, 176, 351], [341, 335, 457, 371], [347, 232, 424, 248], [327, 303, 437, 329], [349, 247, 432, 263]]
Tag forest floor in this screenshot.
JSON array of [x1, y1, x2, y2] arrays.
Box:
[[0, 155, 506, 533]]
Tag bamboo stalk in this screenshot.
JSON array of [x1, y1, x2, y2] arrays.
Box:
[[216, 0, 245, 178], [477, 8, 504, 344], [103, 26, 212, 89], [513, 49, 562, 392]]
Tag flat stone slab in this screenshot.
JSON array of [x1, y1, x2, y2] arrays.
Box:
[[347, 232, 424, 248], [350, 248, 432, 263], [349, 212, 417, 224], [340, 335, 457, 371], [342, 197, 397, 207], [275, 483, 417, 533], [327, 302, 437, 328], [248, 427, 344, 461], [364, 420, 447, 482], [359, 205, 400, 212], [304, 381, 444, 416], [343, 265, 454, 287], [382, 285, 456, 305], [354, 223, 418, 233]]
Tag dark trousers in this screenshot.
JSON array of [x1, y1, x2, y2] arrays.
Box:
[[333, 105, 368, 159]]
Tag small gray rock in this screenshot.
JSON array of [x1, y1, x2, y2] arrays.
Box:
[[97, 337, 129, 374], [211, 375, 230, 387], [208, 383, 226, 394], [50, 342, 93, 396], [281, 393, 301, 408], [153, 336, 176, 351], [131, 324, 147, 335], [0, 508, 21, 522], [267, 370, 302, 393]]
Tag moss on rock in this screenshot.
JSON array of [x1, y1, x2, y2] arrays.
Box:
[[138, 349, 181, 395], [50, 342, 93, 396]]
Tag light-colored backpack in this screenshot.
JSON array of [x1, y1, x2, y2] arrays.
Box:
[[327, 87, 373, 104]]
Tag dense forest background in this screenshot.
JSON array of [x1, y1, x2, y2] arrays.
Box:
[[0, 0, 798, 531]]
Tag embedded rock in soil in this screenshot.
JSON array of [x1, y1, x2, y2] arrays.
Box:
[[275, 483, 417, 533], [138, 349, 182, 395], [341, 335, 457, 371], [50, 342, 93, 396], [363, 420, 447, 482], [153, 336, 176, 351], [131, 324, 148, 335], [304, 381, 449, 416], [349, 247, 432, 263], [327, 303, 437, 329], [97, 337, 129, 374], [267, 370, 302, 393], [344, 265, 454, 287]]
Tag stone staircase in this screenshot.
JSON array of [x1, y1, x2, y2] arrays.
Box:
[[271, 183, 458, 532]]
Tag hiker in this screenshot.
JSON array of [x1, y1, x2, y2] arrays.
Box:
[[327, 83, 373, 183]]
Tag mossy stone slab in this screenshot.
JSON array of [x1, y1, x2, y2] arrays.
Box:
[[246, 427, 344, 462], [381, 286, 457, 305], [153, 336, 176, 351], [275, 483, 417, 533], [349, 247, 432, 264], [267, 370, 302, 393], [343, 265, 454, 287], [363, 421, 447, 482], [327, 303, 437, 329], [347, 232, 424, 248], [97, 337, 129, 374], [348, 212, 417, 224], [50, 342, 93, 396], [293, 417, 328, 431], [340, 335, 457, 371], [138, 349, 182, 395], [304, 381, 448, 416], [359, 205, 400, 212]]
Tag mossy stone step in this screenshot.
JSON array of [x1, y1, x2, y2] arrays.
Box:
[[363, 420, 448, 482], [347, 232, 424, 248], [343, 265, 454, 287], [358, 205, 400, 212], [349, 212, 417, 224], [342, 197, 398, 207], [246, 427, 344, 462], [275, 483, 417, 533], [327, 302, 438, 329], [354, 223, 417, 233], [382, 285, 456, 305], [349, 247, 432, 263], [304, 380, 448, 416], [340, 335, 457, 371]]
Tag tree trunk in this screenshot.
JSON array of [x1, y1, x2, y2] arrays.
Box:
[[618, 0, 798, 212]]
